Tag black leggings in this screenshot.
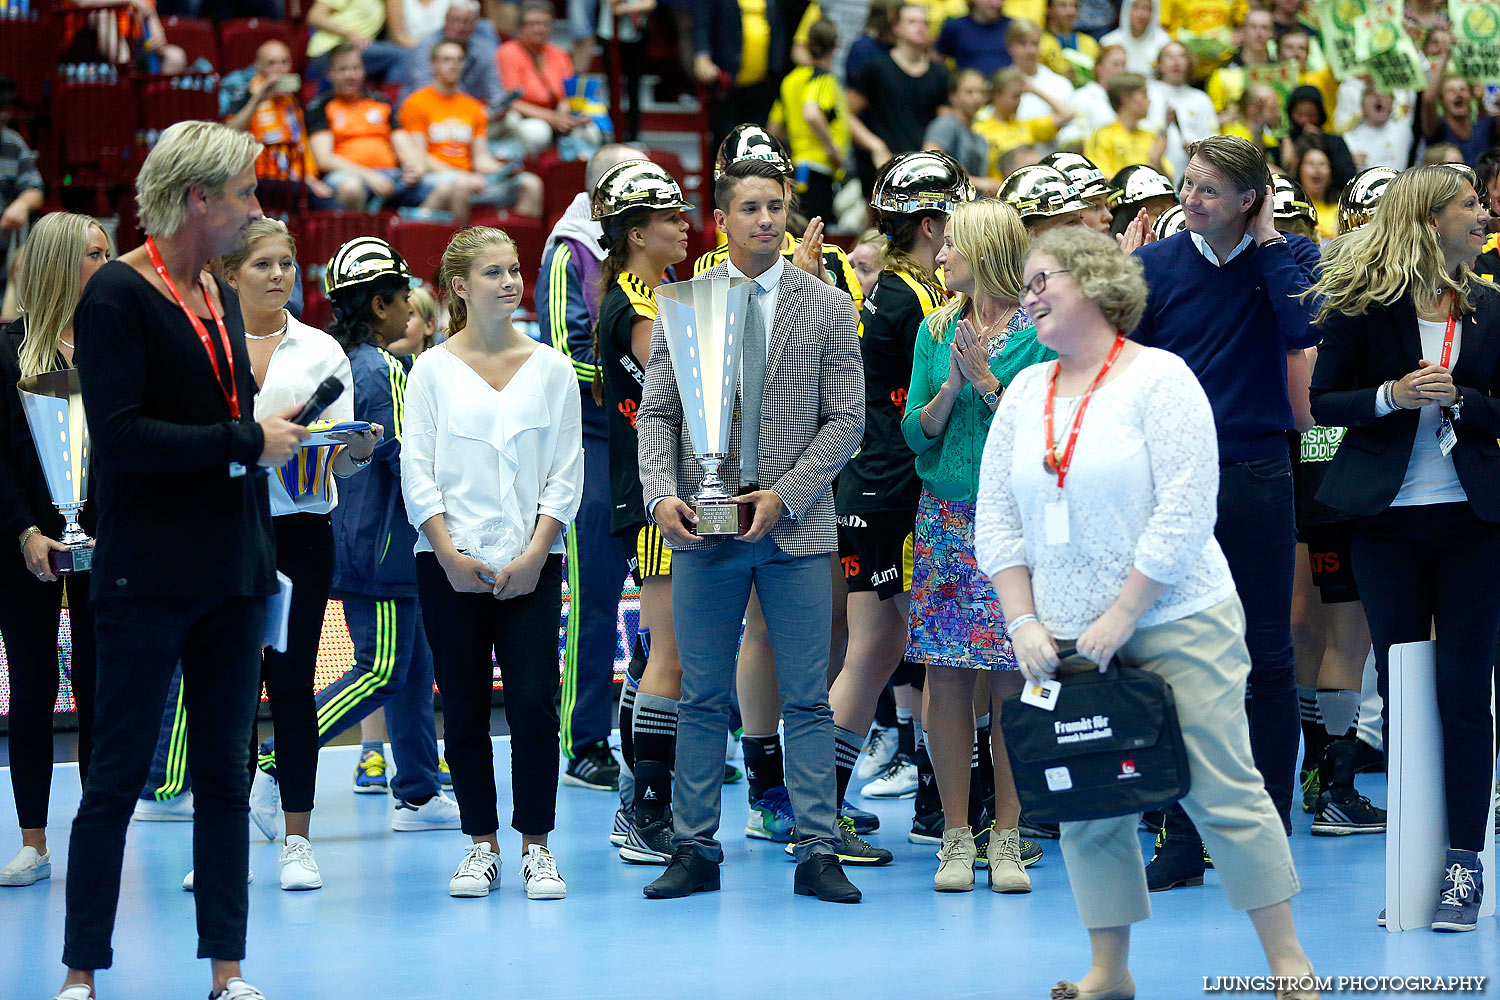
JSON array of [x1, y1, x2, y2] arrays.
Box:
[[0, 559, 96, 829], [252, 512, 333, 814], [416, 552, 562, 837], [1351, 501, 1500, 853]]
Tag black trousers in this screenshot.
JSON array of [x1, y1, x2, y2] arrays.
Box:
[[796, 170, 836, 226], [252, 512, 333, 813], [1, 559, 96, 829], [1352, 502, 1500, 853], [64, 594, 265, 970], [416, 552, 563, 837]]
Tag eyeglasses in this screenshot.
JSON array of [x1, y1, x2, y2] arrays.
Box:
[[1023, 269, 1070, 297]]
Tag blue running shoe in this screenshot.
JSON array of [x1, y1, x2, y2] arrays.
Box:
[[841, 799, 879, 835], [353, 749, 389, 795], [746, 785, 796, 843]]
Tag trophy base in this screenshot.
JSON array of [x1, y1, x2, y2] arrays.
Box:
[[692, 500, 750, 537], [49, 545, 93, 576]]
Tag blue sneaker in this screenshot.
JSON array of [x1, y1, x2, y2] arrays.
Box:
[[746, 785, 796, 843], [353, 749, 389, 795], [841, 799, 880, 835], [439, 757, 452, 790], [1432, 850, 1483, 932]]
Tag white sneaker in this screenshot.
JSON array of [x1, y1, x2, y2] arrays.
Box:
[[855, 725, 898, 780], [392, 793, 462, 832], [182, 867, 253, 892], [860, 756, 918, 798], [54, 987, 93, 1000], [519, 843, 566, 900], [0, 845, 51, 886], [132, 791, 194, 822], [449, 843, 500, 898], [278, 835, 322, 891], [212, 977, 267, 999], [249, 769, 281, 842]]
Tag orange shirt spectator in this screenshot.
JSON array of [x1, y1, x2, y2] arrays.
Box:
[[398, 86, 488, 172], [496, 36, 573, 110], [222, 40, 323, 187], [309, 93, 401, 171]]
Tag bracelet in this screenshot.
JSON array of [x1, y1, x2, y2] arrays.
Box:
[[1008, 613, 1040, 631], [348, 452, 374, 469], [18, 525, 39, 551], [1381, 380, 1398, 411], [1260, 234, 1287, 247]]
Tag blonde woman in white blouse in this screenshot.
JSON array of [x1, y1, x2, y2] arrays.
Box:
[[402, 226, 583, 902], [974, 228, 1317, 1000]]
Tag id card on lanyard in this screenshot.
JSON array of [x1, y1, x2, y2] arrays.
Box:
[[144, 237, 248, 476], [1437, 311, 1458, 457]]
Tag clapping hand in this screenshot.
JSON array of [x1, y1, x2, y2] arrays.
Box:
[[1116, 208, 1157, 253], [953, 318, 999, 397], [791, 217, 831, 284]]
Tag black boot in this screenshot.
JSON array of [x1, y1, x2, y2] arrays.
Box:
[[1146, 804, 1206, 892], [909, 744, 943, 844], [1310, 735, 1386, 836]]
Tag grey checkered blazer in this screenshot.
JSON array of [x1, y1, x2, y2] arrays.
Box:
[[636, 261, 864, 557]]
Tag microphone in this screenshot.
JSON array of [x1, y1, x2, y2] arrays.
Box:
[[291, 376, 345, 426]]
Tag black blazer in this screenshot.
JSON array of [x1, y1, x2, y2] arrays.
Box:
[[1309, 286, 1500, 521], [0, 320, 95, 549]]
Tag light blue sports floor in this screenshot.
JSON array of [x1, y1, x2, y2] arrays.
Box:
[[2, 740, 1496, 1000]]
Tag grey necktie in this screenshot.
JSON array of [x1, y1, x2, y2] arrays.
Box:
[[740, 287, 766, 487]]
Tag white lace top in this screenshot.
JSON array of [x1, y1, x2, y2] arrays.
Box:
[[975, 347, 1235, 638]]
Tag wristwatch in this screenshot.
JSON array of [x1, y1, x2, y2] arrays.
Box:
[[983, 388, 1001, 409], [1449, 393, 1464, 422]]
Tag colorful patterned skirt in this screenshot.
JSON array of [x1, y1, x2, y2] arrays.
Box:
[[905, 490, 1017, 671]]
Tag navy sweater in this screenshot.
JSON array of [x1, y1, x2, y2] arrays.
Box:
[[1133, 232, 1323, 462]]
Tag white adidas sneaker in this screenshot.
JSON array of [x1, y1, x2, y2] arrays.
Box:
[[449, 843, 500, 898], [519, 844, 566, 900], [392, 793, 462, 832]]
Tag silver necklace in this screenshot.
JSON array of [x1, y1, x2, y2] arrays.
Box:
[[245, 313, 289, 341]]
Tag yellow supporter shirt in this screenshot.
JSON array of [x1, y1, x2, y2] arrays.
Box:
[[1084, 121, 1166, 179], [1159, 0, 1248, 36], [1220, 121, 1282, 155], [737, 0, 771, 86], [974, 116, 1059, 177], [1040, 31, 1100, 83], [1004, 0, 1046, 28], [1312, 198, 1337, 243], [769, 66, 850, 176]]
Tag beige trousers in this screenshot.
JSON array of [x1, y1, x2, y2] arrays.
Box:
[[1056, 596, 1301, 929]]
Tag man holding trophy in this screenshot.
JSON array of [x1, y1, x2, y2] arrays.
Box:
[[636, 156, 865, 903]]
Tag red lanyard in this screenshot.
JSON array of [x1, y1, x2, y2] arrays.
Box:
[[1043, 334, 1126, 489], [1441, 311, 1457, 369], [146, 236, 241, 419]]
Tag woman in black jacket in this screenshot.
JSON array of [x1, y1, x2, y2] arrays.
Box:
[[0, 212, 109, 888], [1309, 164, 1500, 934]]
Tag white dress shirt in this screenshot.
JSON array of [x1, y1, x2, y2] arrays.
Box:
[[1190, 231, 1254, 266], [401, 343, 583, 568], [252, 313, 354, 517]]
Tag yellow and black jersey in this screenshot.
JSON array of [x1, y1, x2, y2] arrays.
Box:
[[1476, 233, 1499, 284], [597, 271, 659, 535], [693, 231, 864, 319], [836, 267, 945, 517]]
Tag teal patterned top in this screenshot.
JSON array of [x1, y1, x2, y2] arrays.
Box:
[[901, 308, 1055, 503]]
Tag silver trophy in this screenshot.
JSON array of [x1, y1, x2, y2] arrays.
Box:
[[654, 275, 756, 536], [18, 369, 93, 575]]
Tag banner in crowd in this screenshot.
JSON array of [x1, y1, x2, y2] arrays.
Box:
[[1450, 0, 1500, 83], [1320, 0, 1429, 91]]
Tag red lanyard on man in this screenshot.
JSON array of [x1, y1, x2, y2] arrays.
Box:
[[145, 236, 241, 420], [1043, 333, 1126, 489]]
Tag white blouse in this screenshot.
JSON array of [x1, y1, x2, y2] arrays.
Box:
[[401, 343, 583, 568], [975, 347, 1235, 638], [1390, 317, 1467, 508], [253, 314, 355, 517]]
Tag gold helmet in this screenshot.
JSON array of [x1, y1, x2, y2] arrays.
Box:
[[1337, 165, 1399, 235], [1041, 151, 1111, 202], [1107, 164, 1177, 211], [713, 123, 793, 181], [1272, 175, 1318, 230], [870, 150, 975, 233], [998, 164, 1089, 221], [591, 158, 693, 221], [1152, 204, 1187, 240]]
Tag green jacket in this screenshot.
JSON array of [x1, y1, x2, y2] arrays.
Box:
[[901, 310, 1055, 502]]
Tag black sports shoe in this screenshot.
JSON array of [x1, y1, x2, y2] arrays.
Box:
[[1018, 813, 1059, 840], [1146, 824, 1205, 892], [909, 808, 943, 844], [563, 740, 621, 791], [1018, 836, 1043, 867], [1310, 788, 1386, 836], [1353, 738, 1385, 774], [793, 853, 862, 902], [643, 845, 720, 898], [619, 811, 674, 864]]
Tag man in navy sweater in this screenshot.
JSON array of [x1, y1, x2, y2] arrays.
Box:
[[1129, 135, 1322, 890]]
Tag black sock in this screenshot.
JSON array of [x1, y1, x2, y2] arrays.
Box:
[[913, 739, 940, 818], [742, 733, 784, 802], [632, 691, 678, 818], [874, 683, 898, 729], [834, 726, 863, 805], [1298, 684, 1324, 772], [896, 707, 916, 759], [618, 681, 638, 772], [975, 714, 995, 805], [967, 733, 986, 829], [407, 793, 433, 806]]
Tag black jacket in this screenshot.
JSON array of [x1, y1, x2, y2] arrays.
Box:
[[0, 320, 96, 549], [691, 0, 787, 87], [1309, 286, 1500, 521]]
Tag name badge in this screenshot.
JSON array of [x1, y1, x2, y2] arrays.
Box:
[[1020, 678, 1063, 711], [1437, 417, 1457, 458], [1045, 499, 1070, 546]]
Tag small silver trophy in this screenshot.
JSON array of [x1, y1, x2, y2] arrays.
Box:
[[654, 275, 756, 536], [18, 369, 93, 575]]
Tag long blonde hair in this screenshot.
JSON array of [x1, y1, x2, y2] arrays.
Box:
[[16, 212, 107, 380], [437, 226, 518, 335], [1308, 165, 1493, 325], [927, 200, 1028, 339]]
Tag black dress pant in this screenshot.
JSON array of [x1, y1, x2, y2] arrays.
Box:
[[1351, 501, 1500, 853], [1, 560, 96, 829], [416, 552, 562, 837], [64, 594, 265, 970], [253, 512, 333, 813]]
